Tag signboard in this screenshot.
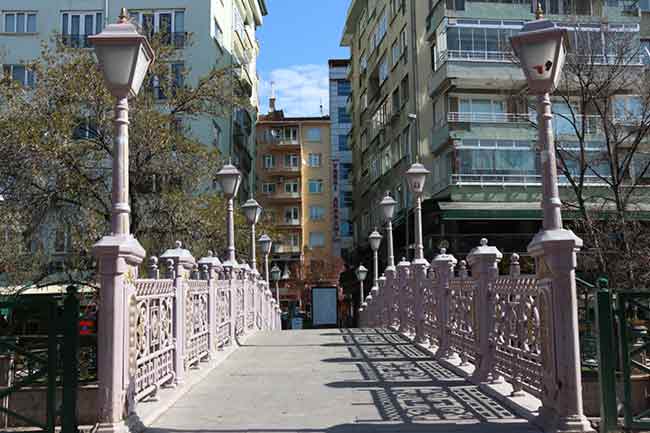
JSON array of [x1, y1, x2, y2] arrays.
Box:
[[312, 287, 338, 327]]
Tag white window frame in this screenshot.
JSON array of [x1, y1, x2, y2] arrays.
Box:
[[4, 11, 37, 33], [284, 181, 299, 193], [61, 11, 102, 37], [262, 182, 275, 194], [130, 9, 185, 34], [284, 207, 299, 223], [263, 154, 275, 169], [306, 128, 321, 142], [309, 206, 325, 220], [308, 179, 324, 193], [2, 64, 35, 87], [308, 153, 322, 167], [285, 153, 300, 168]]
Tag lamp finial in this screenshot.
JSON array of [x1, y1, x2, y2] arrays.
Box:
[[118, 7, 129, 24], [535, 2, 544, 19]]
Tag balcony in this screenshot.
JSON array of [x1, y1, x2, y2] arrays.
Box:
[[278, 219, 301, 227], [446, 112, 605, 136], [264, 165, 301, 176], [445, 173, 608, 188], [447, 112, 533, 124], [272, 245, 301, 254], [264, 191, 301, 202]]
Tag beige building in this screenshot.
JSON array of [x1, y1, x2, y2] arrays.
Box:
[[256, 97, 340, 314], [341, 0, 433, 264]]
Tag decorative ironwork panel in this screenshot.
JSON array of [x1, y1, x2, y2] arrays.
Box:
[[422, 277, 440, 345], [447, 277, 478, 364], [235, 285, 245, 335], [185, 280, 209, 368], [134, 279, 175, 402], [403, 280, 416, 334], [490, 275, 547, 398], [215, 280, 231, 348], [247, 283, 255, 329]]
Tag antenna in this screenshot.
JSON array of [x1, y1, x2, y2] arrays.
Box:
[[319, 98, 324, 116], [271, 81, 276, 99]]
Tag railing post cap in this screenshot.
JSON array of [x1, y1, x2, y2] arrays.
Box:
[[432, 249, 458, 266], [466, 238, 503, 265], [160, 240, 197, 270]]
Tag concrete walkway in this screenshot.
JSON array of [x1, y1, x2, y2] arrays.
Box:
[[148, 328, 540, 433]]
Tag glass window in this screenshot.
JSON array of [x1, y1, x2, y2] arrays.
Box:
[[16, 13, 25, 33], [308, 153, 322, 167], [11, 65, 25, 85], [285, 154, 299, 167], [262, 183, 276, 194], [486, 28, 499, 52], [391, 39, 400, 66], [338, 107, 351, 124], [379, 57, 389, 83], [308, 179, 323, 193], [263, 154, 274, 168], [285, 207, 299, 222], [337, 80, 351, 96], [447, 27, 459, 52], [472, 28, 486, 52], [5, 14, 15, 33], [95, 13, 102, 34], [400, 75, 409, 103], [338, 135, 350, 151], [306, 128, 321, 141], [309, 232, 325, 248], [26, 14, 36, 32], [309, 206, 325, 220], [284, 181, 299, 193]]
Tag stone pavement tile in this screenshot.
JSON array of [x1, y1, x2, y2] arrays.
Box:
[[147, 329, 541, 433]]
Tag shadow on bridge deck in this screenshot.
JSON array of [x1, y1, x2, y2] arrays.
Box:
[[147, 328, 540, 433]]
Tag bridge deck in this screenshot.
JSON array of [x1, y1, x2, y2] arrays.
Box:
[[148, 328, 540, 433]]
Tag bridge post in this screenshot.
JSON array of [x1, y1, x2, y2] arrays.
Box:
[[377, 274, 386, 327], [412, 259, 429, 344], [431, 249, 456, 359], [466, 239, 502, 383], [161, 242, 196, 387], [396, 258, 410, 333], [384, 267, 396, 328]]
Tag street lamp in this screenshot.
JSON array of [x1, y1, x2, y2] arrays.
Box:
[[258, 234, 272, 284], [368, 229, 382, 289], [405, 161, 430, 266], [379, 191, 397, 270], [355, 264, 368, 311], [270, 264, 281, 306], [511, 9, 592, 433], [89, 9, 153, 431], [89, 9, 154, 237], [241, 198, 263, 273], [216, 161, 242, 268]]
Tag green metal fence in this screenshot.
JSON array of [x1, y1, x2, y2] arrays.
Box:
[[0, 286, 81, 433], [596, 281, 650, 432]]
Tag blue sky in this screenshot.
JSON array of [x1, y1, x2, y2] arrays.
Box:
[[256, 0, 351, 117]]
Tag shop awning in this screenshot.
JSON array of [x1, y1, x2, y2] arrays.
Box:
[[437, 202, 542, 220]]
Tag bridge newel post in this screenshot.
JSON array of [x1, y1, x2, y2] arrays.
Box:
[[431, 249, 457, 359], [227, 267, 236, 344], [412, 258, 429, 344], [396, 258, 410, 333], [467, 238, 502, 383], [376, 274, 386, 327], [199, 251, 220, 358], [160, 242, 196, 387], [383, 267, 396, 329]]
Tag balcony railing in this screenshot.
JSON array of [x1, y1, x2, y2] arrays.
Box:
[[265, 166, 300, 174], [446, 112, 607, 135], [448, 112, 533, 124], [449, 173, 608, 186], [61, 34, 91, 48], [438, 49, 513, 64], [265, 191, 301, 200], [272, 245, 301, 254]]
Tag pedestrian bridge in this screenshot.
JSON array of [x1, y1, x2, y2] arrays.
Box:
[[147, 328, 540, 433]]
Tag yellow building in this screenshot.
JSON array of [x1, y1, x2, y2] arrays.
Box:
[[256, 97, 341, 315]]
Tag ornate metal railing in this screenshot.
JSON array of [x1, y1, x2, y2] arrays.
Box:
[[361, 239, 561, 409], [130, 243, 280, 403]]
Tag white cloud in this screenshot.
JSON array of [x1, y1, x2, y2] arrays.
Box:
[[259, 64, 329, 117]]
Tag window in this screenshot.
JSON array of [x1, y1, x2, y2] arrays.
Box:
[[340, 164, 352, 182], [61, 12, 103, 47], [263, 154, 275, 169], [338, 135, 350, 151], [284, 207, 299, 223], [309, 206, 325, 220], [285, 154, 299, 168], [401, 125, 410, 159], [283, 127, 298, 142], [284, 181, 299, 193], [446, 0, 466, 10], [308, 179, 323, 193], [288, 233, 300, 247], [130, 10, 185, 47], [370, 11, 388, 52], [72, 117, 99, 139], [614, 96, 642, 122], [392, 89, 401, 113], [307, 153, 322, 167], [340, 191, 353, 207], [360, 52, 368, 72], [379, 57, 389, 83], [337, 80, 351, 96], [361, 90, 368, 111], [400, 28, 408, 63], [262, 183, 275, 194], [391, 136, 401, 164], [338, 107, 351, 124], [455, 96, 506, 121], [391, 39, 400, 66], [2, 65, 35, 87], [309, 232, 325, 248], [400, 75, 409, 104], [306, 128, 321, 141], [4, 12, 36, 33]]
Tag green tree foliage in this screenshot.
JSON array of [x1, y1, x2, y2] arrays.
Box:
[[0, 36, 276, 290]]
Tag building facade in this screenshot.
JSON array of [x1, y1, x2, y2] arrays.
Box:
[[342, 0, 645, 266], [256, 99, 339, 315], [328, 59, 354, 261], [0, 0, 267, 198]]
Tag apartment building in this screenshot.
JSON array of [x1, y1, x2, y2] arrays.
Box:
[[328, 59, 354, 260], [343, 0, 647, 262], [256, 98, 336, 313], [0, 0, 267, 198]]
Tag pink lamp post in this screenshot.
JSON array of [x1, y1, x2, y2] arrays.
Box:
[[511, 7, 593, 433], [89, 8, 154, 433]]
